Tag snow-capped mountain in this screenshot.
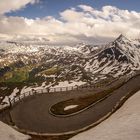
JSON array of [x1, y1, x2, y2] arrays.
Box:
[[85, 35, 140, 79], [0, 34, 140, 85]]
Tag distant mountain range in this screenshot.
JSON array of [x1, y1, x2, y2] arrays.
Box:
[[0, 34, 140, 85]]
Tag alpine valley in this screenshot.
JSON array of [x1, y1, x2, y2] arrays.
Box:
[[0, 34, 140, 100]]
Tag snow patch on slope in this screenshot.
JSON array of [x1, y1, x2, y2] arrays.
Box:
[[0, 121, 30, 140], [53, 80, 86, 88]]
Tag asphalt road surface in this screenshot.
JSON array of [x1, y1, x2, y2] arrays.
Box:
[[9, 75, 140, 134]]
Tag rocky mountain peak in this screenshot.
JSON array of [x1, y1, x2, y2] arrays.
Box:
[[114, 34, 131, 44]]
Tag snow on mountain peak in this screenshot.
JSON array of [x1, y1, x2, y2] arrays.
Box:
[[115, 34, 131, 44]]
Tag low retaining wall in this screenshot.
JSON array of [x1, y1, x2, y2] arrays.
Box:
[[9, 72, 136, 107]]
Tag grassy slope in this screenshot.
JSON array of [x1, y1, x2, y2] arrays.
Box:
[[0, 66, 31, 83]]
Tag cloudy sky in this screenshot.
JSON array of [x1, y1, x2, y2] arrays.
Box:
[[0, 0, 140, 45]]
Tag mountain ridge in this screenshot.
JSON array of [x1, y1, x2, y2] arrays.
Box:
[[0, 35, 140, 85]]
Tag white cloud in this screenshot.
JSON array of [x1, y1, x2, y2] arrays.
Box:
[[78, 5, 94, 12], [0, 0, 39, 14], [0, 4, 140, 45], [60, 9, 84, 22]]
